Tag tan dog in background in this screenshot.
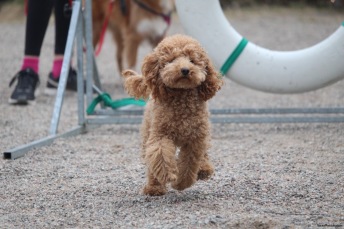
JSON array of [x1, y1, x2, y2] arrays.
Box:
[[122, 34, 223, 196], [92, 0, 174, 72]]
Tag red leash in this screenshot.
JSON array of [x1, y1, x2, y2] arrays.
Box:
[[95, 0, 115, 56]]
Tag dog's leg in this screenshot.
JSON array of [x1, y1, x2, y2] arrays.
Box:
[[123, 32, 142, 69], [197, 152, 214, 180], [144, 137, 178, 187], [171, 141, 206, 191], [143, 169, 168, 196], [91, 1, 104, 48], [112, 28, 124, 72], [92, 24, 102, 48], [140, 106, 152, 161], [140, 109, 169, 196]]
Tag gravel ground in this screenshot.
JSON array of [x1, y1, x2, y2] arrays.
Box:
[[1, 4, 344, 229]]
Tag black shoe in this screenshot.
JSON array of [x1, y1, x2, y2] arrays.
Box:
[[8, 68, 40, 105], [45, 68, 79, 95]]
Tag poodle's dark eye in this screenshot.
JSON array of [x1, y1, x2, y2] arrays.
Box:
[[190, 59, 195, 64]]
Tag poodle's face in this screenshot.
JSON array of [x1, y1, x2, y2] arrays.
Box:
[[142, 34, 223, 101], [159, 45, 207, 89]]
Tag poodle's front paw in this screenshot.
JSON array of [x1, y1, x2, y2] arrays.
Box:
[[143, 184, 167, 196], [197, 159, 214, 180], [197, 169, 214, 180], [197, 167, 214, 180]]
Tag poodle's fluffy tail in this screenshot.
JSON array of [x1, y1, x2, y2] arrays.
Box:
[[122, 70, 151, 100]]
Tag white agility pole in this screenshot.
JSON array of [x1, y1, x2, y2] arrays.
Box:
[[175, 0, 344, 93]]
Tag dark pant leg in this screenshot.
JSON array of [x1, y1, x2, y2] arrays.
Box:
[[24, 0, 54, 56], [54, 0, 71, 55]]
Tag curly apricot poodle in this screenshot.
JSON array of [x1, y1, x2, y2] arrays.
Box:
[[122, 34, 223, 196]]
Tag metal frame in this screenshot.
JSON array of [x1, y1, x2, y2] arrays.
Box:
[[3, 0, 344, 160], [4, 0, 89, 160]]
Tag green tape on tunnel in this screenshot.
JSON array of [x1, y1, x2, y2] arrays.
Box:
[[220, 38, 249, 76]]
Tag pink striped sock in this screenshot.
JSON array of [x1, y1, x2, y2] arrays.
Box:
[[52, 59, 63, 79], [21, 57, 39, 73]]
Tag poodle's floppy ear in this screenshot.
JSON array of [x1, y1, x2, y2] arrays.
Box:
[[142, 50, 167, 100], [122, 70, 150, 100], [198, 61, 224, 101]]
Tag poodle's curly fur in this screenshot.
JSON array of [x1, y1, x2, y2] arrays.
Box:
[[122, 34, 223, 196]]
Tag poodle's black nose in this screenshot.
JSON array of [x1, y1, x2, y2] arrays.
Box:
[[181, 68, 189, 76]]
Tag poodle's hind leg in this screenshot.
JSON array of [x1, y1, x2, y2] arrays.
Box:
[[145, 137, 178, 186], [197, 152, 214, 180], [143, 170, 167, 196], [171, 142, 205, 191]]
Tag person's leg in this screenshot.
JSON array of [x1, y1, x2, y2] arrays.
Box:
[[9, 0, 53, 104], [22, 0, 54, 73], [51, 0, 70, 79], [46, 0, 79, 93]]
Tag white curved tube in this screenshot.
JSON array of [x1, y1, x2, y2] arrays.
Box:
[[175, 0, 344, 93]]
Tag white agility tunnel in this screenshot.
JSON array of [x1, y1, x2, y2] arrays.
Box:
[[175, 0, 344, 94]]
